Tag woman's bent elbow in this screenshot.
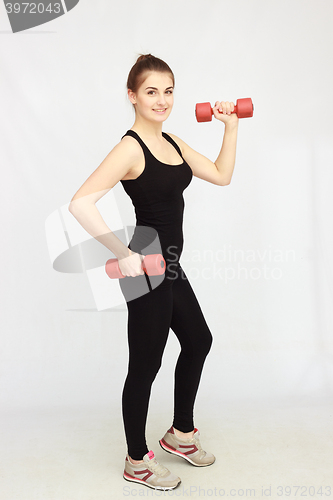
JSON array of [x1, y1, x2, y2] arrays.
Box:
[[68, 202, 76, 214]]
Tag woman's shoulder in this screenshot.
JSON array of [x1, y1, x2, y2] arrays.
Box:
[[116, 132, 143, 158]]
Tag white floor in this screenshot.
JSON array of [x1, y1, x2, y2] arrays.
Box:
[[1, 396, 332, 499]]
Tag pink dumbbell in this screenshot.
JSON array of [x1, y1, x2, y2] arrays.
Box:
[[195, 97, 254, 122], [105, 253, 166, 279]]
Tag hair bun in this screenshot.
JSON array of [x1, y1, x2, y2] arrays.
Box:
[[127, 54, 174, 95], [136, 53, 153, 63]]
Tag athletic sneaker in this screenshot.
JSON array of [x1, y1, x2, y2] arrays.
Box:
[[123, 450, 181, 490], [159, 425, 216, 467]]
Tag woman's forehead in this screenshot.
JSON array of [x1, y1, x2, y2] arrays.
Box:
[[141, 71, 174, 88]]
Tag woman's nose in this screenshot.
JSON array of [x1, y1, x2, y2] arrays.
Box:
[[156, 94, 166, 105]]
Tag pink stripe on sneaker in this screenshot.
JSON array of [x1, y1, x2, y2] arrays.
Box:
[[161, 439, 189, 458], [161, 438, 178, 452]]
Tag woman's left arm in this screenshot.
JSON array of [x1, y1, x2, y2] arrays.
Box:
[[167, 100, 239, 186]]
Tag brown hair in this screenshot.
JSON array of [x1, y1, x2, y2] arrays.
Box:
[[127, 53, 175, 95]]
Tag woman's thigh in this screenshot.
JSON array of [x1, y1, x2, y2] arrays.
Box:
[[120, 276, 174, 375], [170, 265, 213, 355]]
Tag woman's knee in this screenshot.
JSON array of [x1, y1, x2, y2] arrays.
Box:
[[180, 327, 213, 360], [200, 327, 213, 357], [127, 357, 163, 384]]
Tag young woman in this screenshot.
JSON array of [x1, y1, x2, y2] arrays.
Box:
[[69, 54, 239, 491]]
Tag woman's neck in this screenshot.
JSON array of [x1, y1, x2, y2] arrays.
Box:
[[130, 115, 164, 141]]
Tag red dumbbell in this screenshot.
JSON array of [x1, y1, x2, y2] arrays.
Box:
[[195, 97, 254, 122], [105, 253, 166, 279]]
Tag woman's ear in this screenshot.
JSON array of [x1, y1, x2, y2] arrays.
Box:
[[128, 89, 136, 105]]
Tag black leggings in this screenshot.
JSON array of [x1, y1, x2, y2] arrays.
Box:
[[119, 263, 213, 460]]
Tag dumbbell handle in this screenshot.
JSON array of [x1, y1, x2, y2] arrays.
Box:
[[195, 97, 254, 122], [105, 253, 166, 279]]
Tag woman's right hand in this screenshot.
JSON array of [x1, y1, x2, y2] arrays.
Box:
[[118, 248, 145, 277]]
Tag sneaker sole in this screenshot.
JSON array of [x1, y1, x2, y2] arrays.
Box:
[[123, 470, 181, 490], [159, 439, 215, 467]]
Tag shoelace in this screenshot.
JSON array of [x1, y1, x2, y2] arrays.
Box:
[[190, 436, 206, 459], [147, 457, 169, 476]]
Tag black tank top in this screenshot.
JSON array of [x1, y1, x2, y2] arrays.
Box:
[[120, 129, 193, 282]]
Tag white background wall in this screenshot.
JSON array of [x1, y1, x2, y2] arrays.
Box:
[[1, 0, 332, 415]]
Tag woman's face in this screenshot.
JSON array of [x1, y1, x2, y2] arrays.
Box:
[[128, 71, 174, 122]]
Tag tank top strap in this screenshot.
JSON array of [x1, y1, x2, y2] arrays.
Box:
[[121, 129, 151, 157], [122, 129, 184, 161], [162, 132, 184, 159]]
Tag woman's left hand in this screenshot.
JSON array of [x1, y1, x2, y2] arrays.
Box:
[[212, 101, 239, 125]]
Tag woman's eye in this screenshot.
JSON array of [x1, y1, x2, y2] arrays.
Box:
[[147, 90, 173, 95]]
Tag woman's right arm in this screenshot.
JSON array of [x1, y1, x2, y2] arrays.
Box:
[[68, 136, 144, 277]]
